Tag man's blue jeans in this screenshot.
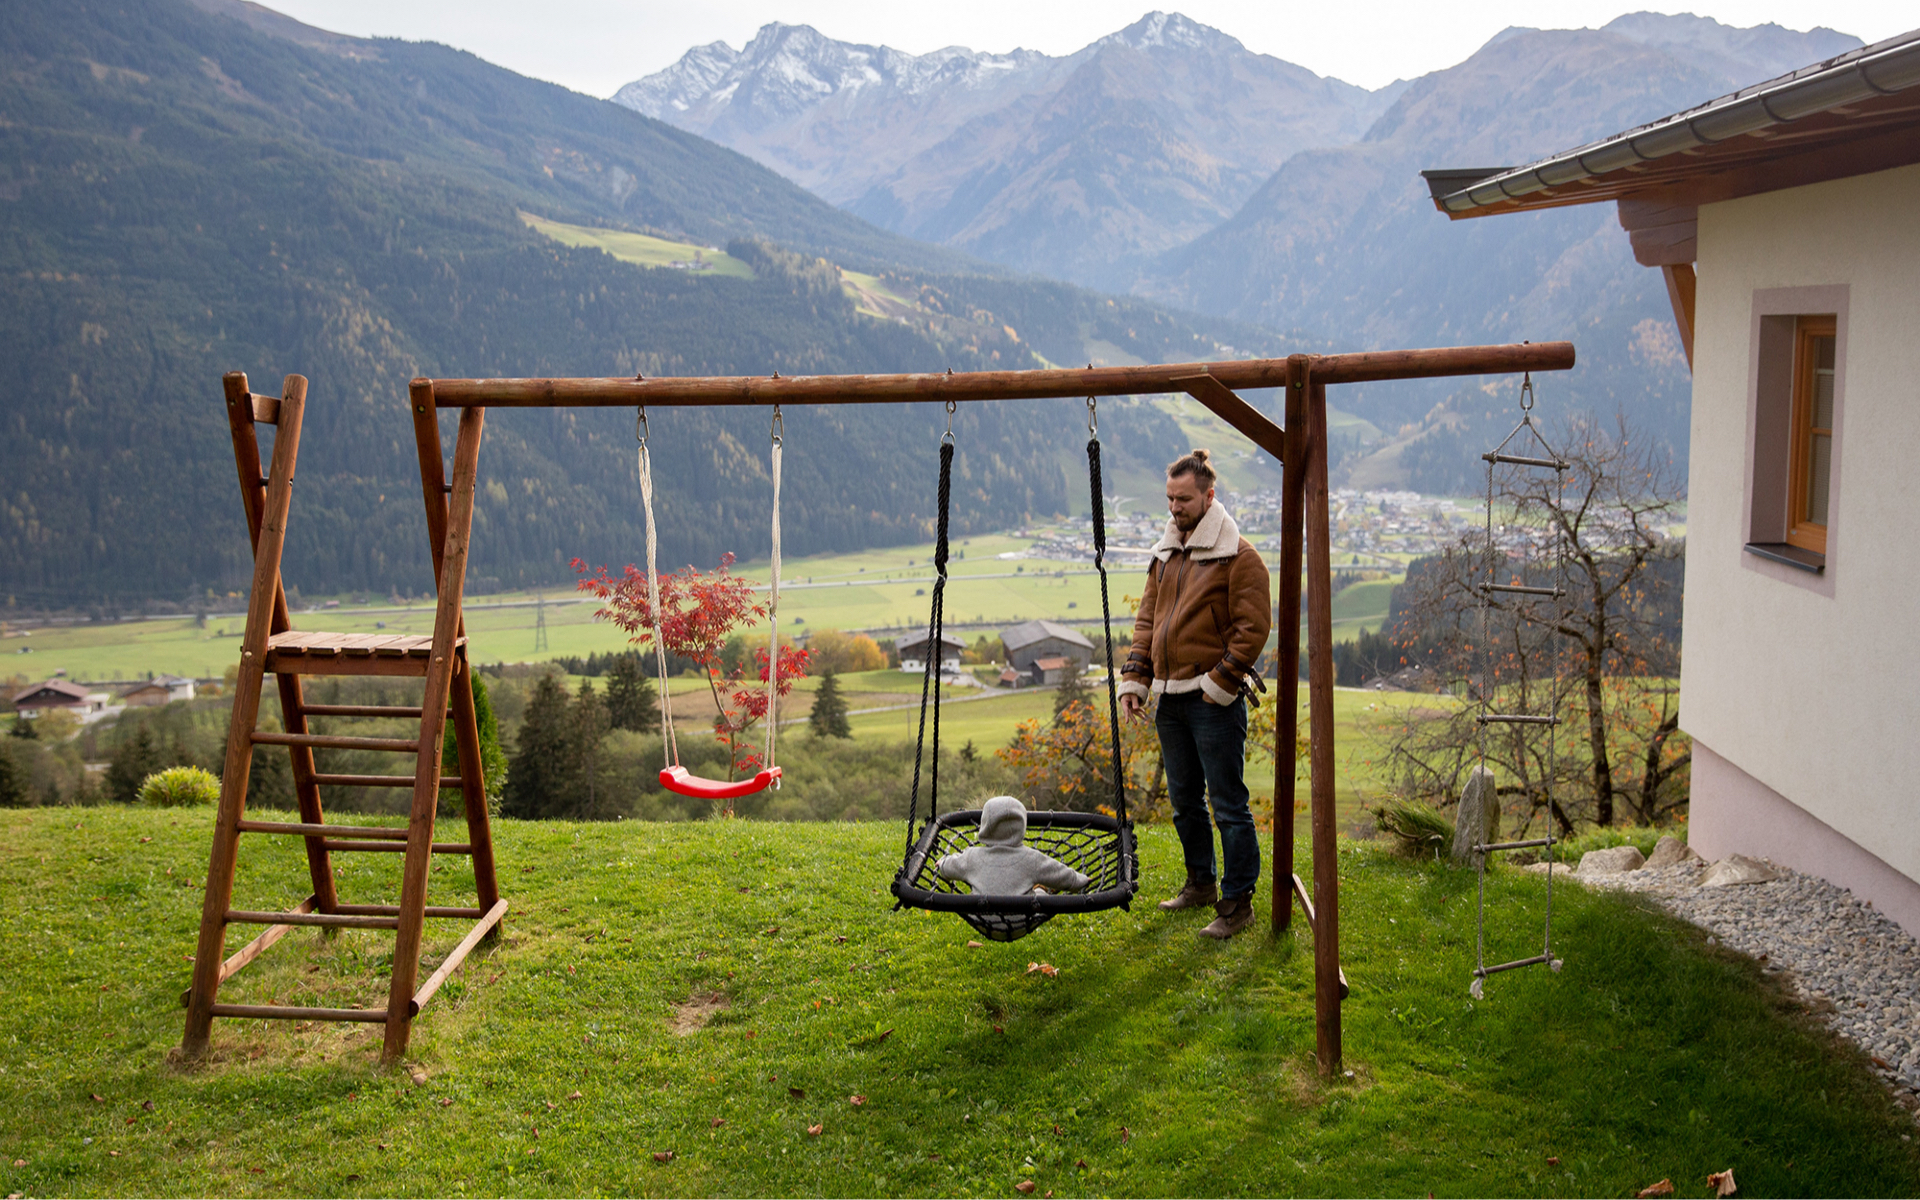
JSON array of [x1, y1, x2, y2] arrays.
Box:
[[1155, 690, 1260, 900]]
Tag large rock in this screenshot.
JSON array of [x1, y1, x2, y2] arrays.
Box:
[[1578, 845, 1647, 874], [1701, 854, 1780, 887], [1450, 767, 1499, 866], [1522, 861, 1583, 884], [1643, 835, 1701, 869]]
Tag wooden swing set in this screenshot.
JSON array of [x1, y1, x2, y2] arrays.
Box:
[[183, 340, 1573, 1071]]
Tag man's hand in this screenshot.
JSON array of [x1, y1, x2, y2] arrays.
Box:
[[1119, 693, 1145, 722]]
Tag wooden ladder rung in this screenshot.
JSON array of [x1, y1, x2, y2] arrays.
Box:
[[335, 903, 488, 920], [324, 840, 473, 855], [251, 731, 419, 752], [299, 704, 439, 719], [238, 819, 408, 840], [227, 909, 400, 930], [1482, 452, 1568, 470], [309, 773, 463, 789], [210, 1003, 388, 1023]]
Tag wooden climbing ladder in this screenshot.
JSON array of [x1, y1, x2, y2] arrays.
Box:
[[180, 371, 505, 1065]]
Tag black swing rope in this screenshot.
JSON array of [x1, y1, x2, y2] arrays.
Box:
[[892, 398, 1137, 942]]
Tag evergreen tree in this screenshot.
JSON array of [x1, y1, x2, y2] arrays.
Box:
[[503, 675, 574, 820], [246, 743, 295, 809], [105, 725, 168, 805], [9, 713, 35, 740], [605, 654, 660, 733], [0, 746, 25, 807], [1052, 665, 1093, 722], [809, 670, 852, 739], [442, 672, 510, 815], [573, 680, 612, 816]]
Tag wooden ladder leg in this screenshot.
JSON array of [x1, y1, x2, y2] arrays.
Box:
[[184, 373, 310, 1059], [384, 401, 487, 1065], [447, 653, 502, 913]]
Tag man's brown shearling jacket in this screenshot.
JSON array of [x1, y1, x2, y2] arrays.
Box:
[[1117, 501, 1272, 707]]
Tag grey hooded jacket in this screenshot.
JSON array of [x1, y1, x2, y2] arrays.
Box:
[[936, 796, 1091, 896]]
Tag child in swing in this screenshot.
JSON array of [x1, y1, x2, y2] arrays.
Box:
[[937, 796, 1090, 895]]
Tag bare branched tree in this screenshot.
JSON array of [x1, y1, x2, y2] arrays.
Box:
[[1375, 415, 1690, 835]]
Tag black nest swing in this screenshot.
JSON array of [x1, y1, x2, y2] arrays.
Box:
[[890, 400, 1138, 942]]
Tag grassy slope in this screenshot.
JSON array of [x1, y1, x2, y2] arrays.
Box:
[[3, 809, 1917, 1197], [517, 214, 755, 279]]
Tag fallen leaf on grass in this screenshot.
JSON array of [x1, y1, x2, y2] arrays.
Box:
[[1016, 1181, 1036, 1194], [849, 1095, 866, 1107], [1028, 962, 1041, 973], [763, 926, 780, 935], [567, 1091, 582, 1100], [90, 1094, 104, 1103], [789, 1087, 806, 1099], [1707, 1168, 1737, 1197], [1636, 1180, 1674, 1198], [807, 1124, 823, 1137], [652, 1151, 674, 1164], [107, 1151, 119, 1158], [1075, 1160, 1088, 1170], [928, 1154, 941, 1161], [12, 1160, 25, 1168], [993, 1025, 1004, 1034], [1120, 1127, 1131, 1145], [711, 1118, 726, 1128], [438, 1098, 454, 1107], [124, 1117, 136, 1126], [967, 941, 984, 948], [139, 837, 151, 843], [1546, 1156, 1560, 1166]]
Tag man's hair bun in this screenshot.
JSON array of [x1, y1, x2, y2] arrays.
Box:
[[1167, 448, 1217, 487]]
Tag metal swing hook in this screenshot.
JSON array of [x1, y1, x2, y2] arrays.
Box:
[[1519, 372, 1536, 415], [1086, 395, 1098, 437], [770, 404, 784, 447], [636, 406, 649, 447], [942, 399, 956, 444]]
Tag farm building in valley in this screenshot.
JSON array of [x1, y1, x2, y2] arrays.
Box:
[[998, 619, 1094, 681], [1426, 29, 1920, 935], [121, 675, 197, 707]]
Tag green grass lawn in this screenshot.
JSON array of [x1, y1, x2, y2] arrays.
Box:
[[3, 808, 1916, 1197]]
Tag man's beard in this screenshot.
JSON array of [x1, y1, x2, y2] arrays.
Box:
[[1173, 510, 1202, 533]]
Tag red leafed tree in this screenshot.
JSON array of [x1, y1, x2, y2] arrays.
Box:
[[574, 554, 809, 789]]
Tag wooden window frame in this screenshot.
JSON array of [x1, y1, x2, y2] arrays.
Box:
[[1785, 315, 1836, 555]]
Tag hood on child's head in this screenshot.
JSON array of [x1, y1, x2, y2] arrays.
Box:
[[976, 796, 1028, 846]]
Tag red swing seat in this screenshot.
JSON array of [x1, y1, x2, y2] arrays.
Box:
[[659, 764, 781, 800]]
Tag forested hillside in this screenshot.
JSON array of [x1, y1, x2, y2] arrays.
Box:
[[0, 0, 1282, 611]]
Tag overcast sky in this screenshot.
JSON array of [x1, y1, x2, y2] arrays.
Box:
[[265, 1, 1914, 95]]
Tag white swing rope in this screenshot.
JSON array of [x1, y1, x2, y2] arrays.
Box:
[[763, 407, 783, 785], [637, 408, 679, 773]]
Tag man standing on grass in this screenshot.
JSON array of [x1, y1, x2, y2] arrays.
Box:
[[1117, 449, 1272, 939]]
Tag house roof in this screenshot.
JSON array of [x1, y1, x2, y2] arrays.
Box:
[[893, 630, 966, 652], [999, 619, 1094, 651], [1032, 656, 1072, 671], [13, 679, 90, 703], [1424, 27, 1920, 218]]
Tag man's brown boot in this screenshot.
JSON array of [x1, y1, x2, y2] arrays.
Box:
[[1199, 894, 1255, 939], [1158, 874, 1219, 911]]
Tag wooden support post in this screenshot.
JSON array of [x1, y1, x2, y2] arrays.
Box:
[[1304, 378, 1343, 1076], [383, 400, 486, 1064], [184, 373, 308, 1059], [1274, 355, 1310, 932]]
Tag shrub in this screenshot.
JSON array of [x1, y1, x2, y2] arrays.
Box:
[[1373, 799, 1453, 858], [137, 766, 219, 808]]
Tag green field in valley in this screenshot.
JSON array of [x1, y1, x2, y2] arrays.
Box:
[[518, 212, 754, 278]]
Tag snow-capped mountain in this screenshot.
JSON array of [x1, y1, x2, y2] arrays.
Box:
[[613, 12, 1400, 288]]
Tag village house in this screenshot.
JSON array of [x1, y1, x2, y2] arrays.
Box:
[[11, 679, 107, 716], [1425, 29, 1920, 935], [893, 630, 965, 674]]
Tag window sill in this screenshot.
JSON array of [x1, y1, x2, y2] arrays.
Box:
[[1744, 542, 1825, 573]]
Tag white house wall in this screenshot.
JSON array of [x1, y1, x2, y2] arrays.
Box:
[[1684, 162, 1920, 916]]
